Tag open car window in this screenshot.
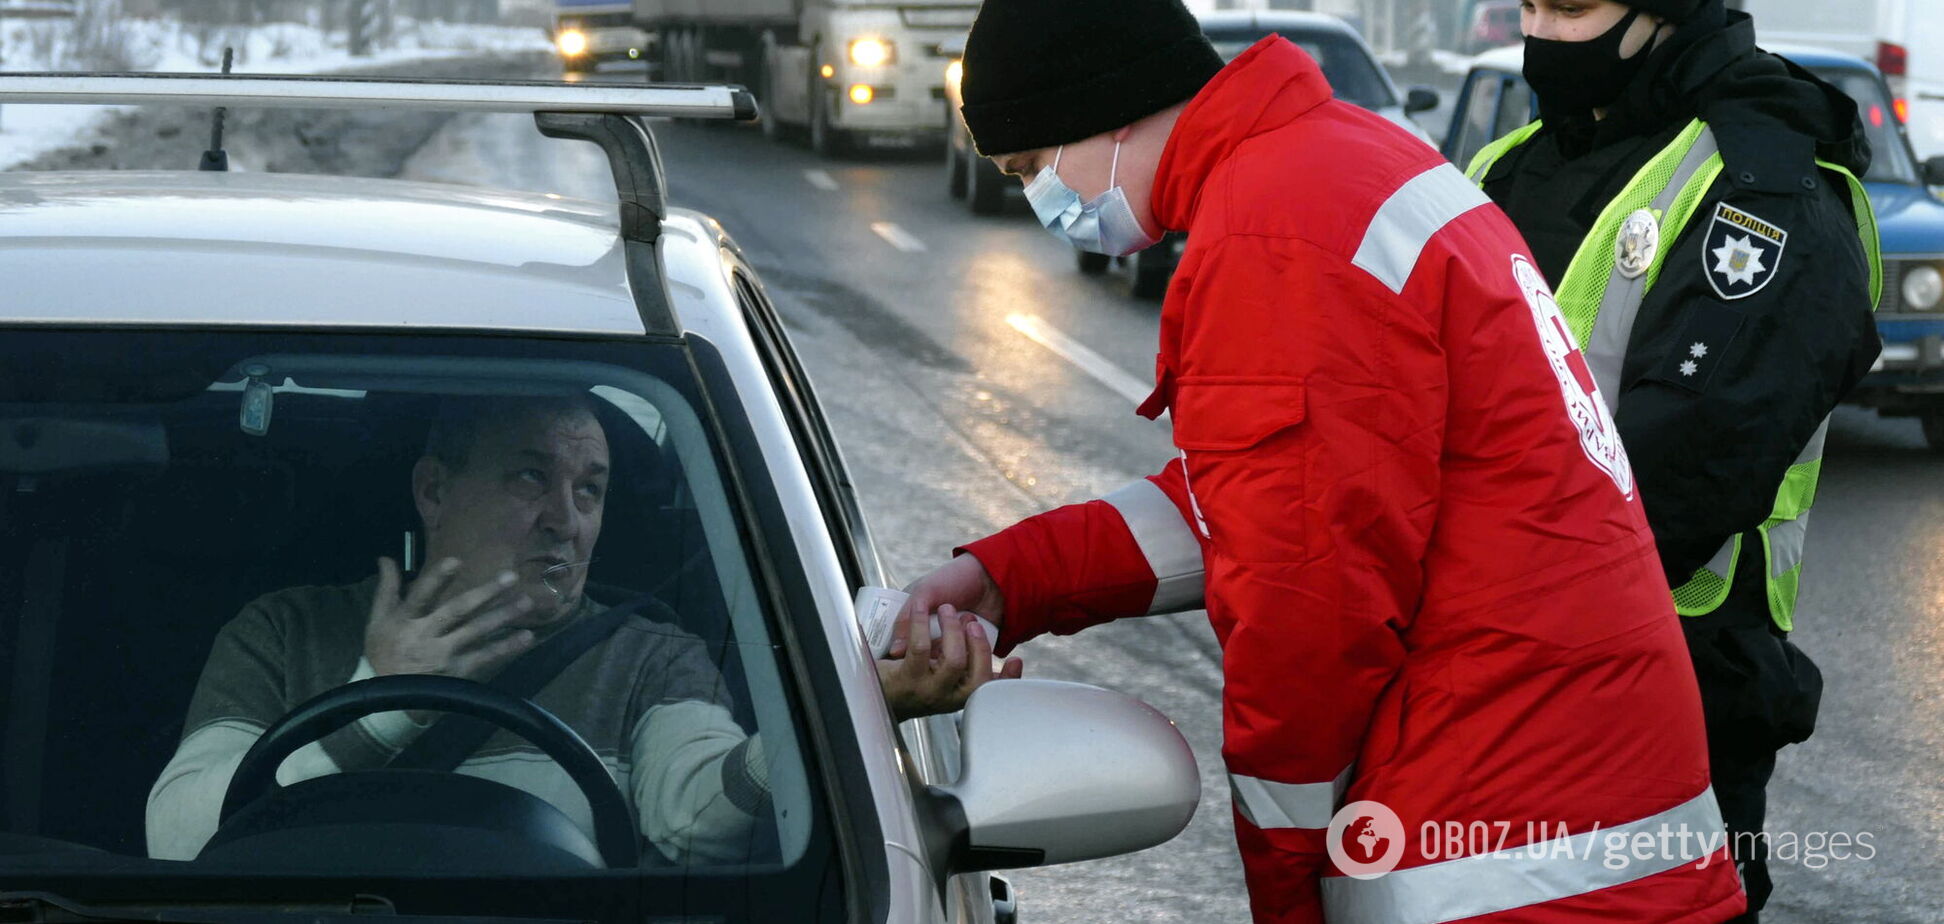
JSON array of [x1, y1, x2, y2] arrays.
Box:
[[0, 329, 836, 918]]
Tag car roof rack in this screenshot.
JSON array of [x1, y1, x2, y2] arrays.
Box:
[[0, 73, 761, 336]]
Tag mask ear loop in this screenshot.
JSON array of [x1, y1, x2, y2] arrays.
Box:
[[1109, 140, 1122, 188], [1052, 145, 1064, 173]]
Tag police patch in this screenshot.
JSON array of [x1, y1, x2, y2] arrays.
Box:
[[1703, 202, 1787, 300]]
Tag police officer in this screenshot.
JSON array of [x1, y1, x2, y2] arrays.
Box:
[[1467, 1, 1882, 919]]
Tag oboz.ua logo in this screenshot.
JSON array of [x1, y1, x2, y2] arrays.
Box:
[[1326, 800, 1406, 879]]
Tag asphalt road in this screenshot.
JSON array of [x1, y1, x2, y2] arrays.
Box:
[[32, 51, 1935, 923]]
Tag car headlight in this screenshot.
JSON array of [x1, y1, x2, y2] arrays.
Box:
[[849, 37, 893, 68], [849, 84, 875, 105], [945, 59, 963, 96], [556, 29, 588, 57], [1905, 264, 1944, 311]]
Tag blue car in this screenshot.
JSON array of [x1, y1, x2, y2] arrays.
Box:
[[1446, 45, 1944, 449]]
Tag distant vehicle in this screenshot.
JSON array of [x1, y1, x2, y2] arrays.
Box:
[[634, 0, 977, 156], [1463, 0, 1521, 55], [1444, 45, 1944, 449], [551, 0, 650, 73], [1741, 0, 1944, 158], [0, 73, 1203, 922]]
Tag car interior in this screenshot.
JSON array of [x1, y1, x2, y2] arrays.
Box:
[[0, 356, 778, 869]]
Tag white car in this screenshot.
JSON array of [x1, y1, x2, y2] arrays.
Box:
[[0, 75, 1199, 924]]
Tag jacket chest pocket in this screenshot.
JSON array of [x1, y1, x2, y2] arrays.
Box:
[[1171, 377, 1310, 561]]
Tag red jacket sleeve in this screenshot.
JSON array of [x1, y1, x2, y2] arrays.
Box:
[[958, 456, 1205, 657]]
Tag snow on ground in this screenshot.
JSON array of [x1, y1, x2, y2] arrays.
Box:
[[0, 15, 552, 168]]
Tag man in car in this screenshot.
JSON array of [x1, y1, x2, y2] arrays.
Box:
[[899, 0, 1744, 920], [148, 395, 1013, 864]]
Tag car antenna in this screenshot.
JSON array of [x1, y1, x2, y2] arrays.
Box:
[[198, 47, 234, 172]]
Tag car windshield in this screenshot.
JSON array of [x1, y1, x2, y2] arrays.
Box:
[[0, 330, 837, 920], [1205, 28, 1398, 110], [1808, 65, 1920, 185]]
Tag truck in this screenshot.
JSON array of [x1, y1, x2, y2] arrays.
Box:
[[1738, 0, 1944, 158], [632, 0, 978, 155], [553, 0, 652, 73]]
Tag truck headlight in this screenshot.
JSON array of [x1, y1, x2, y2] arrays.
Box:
[[1905, 264, 1944, 311], [945, 59, 963, 96], [849, 37, 893, 68], [556, 29, 589, 57]]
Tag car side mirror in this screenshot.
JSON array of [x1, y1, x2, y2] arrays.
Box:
[[1405, 86, 1440, 115], [1925, 155, 1944, 187], [927, 679, 1199, 873]]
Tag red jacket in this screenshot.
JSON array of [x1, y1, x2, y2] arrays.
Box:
[[962, 39, 1746, 924]]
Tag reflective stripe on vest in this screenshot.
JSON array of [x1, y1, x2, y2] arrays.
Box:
[[1318, 787, 1728, 924], [1468, 119, 1882, 629]]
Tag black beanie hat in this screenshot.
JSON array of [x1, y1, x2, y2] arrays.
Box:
[[1622, 0, 1713, 22], [959, 0, 1225, 156]]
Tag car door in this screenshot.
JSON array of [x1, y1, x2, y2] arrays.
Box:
[[725, 260, 999, 924], [1443, 67, 1534, 170]]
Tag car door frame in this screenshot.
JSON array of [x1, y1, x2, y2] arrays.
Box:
[[723, 257, 998, 924]]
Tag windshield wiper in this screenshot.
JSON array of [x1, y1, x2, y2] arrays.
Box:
[[0, 892, 590, 924]]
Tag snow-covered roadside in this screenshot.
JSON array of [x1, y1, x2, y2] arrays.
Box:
[[0, 16, 552, 168]]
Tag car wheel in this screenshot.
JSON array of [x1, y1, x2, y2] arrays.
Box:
[[1922, 412, 1944, 452], [810, 86, 848, 158], [966, 149, 1006, 215], [1129, 248, 1173, 299], [946, 120, 968, 200], [1076, 250, 1110, 274]]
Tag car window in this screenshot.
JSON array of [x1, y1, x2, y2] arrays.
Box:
[[1449, 71, 1508, 168], [1205, 29, 1398, 110], [0, 330, 836, 918], [1494, 74, 1535, 141], [1807, 65, 1920, 185]]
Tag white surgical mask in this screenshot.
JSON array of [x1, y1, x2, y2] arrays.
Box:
[[1022, 142, 1161, 257]]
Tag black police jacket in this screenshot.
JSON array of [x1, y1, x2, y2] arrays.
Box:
[[1482, 10, 1881, 609]]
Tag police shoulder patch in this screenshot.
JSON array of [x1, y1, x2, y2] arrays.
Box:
[[1702, 202, 1787, 301]]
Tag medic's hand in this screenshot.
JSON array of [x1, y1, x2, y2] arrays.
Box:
[[365, 556, 539, 683], [893, 554, 1007, 658], [878, 605, 1023, 721]]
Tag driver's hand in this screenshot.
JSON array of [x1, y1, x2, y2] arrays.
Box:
[[877, 605, 1023, 721], [365, 557, 538, 682]]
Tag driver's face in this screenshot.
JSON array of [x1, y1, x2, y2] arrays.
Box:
[[419, 408, 609, 623]]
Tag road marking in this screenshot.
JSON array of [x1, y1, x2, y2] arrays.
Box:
[[803, 169, 839, 191], [871, 221, 928, 253], [1005, 313, 1153, 407]]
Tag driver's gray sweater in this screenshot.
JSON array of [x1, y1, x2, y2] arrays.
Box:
[[146, 577, 770, 864]]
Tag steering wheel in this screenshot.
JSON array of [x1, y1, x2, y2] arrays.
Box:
[[210, 674, 639, 869]]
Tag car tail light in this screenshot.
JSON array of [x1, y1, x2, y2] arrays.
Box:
[[1895, 97, 1910, 124], [1878, 41, 1908, 78]]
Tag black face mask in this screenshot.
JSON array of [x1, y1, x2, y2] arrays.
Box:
[[1524, 8, 1650, 118]]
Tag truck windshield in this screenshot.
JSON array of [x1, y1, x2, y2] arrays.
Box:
[[1811, 66, 1920, 185], [0, 329, 840, 923]]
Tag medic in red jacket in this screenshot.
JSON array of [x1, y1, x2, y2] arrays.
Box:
[[914, 2, 1749, 922]]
